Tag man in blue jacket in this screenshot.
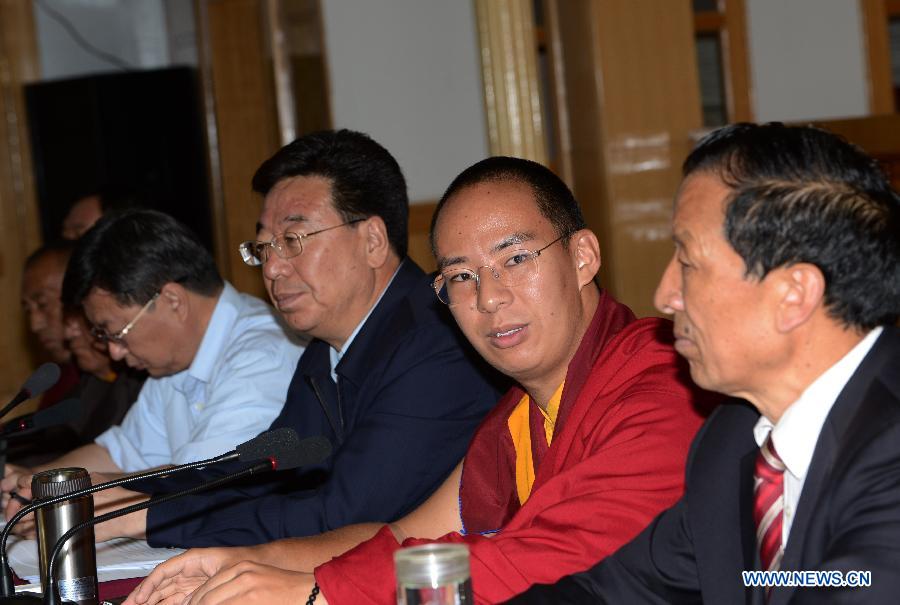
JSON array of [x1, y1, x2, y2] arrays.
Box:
[[63, 129, 505, 547]]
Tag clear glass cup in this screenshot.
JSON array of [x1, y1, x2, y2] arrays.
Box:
[[394, 543, 472, 605]]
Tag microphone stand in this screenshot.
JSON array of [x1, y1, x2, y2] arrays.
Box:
[[0, 439, 7, 482], [40, 459, 274, 605], [0, 363, 64, 482], [0, 428, 323, 603], [0, 450, 240, 598], [0, 364, 62, 422]]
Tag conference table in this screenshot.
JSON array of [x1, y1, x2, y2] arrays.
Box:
[[9, 535, 180, 603], [16, 575, 140, 603]]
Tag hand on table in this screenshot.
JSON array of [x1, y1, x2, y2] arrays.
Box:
[[2, 463, 32, 492], [187, 562, 320, 605], [2, 464, 36, 534], [124, 547, 252, 605]]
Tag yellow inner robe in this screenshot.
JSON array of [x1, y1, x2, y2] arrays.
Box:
[[507, 382, 565, 505]]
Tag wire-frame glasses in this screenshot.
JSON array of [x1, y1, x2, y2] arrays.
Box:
[[431, 235, 566, 306], [239, 219, 365, 266], [90, 292, 160, 344]]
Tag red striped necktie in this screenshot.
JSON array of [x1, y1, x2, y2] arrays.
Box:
[[754, 434, 786, 572]]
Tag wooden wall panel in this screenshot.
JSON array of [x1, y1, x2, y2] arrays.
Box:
[[860, 0, 895, 115], [0, 0, 43, 399], [198, 0, 281, 299], [408, 202, 438, 274], [551, 0, 703, 317], [814, 114, 900, 189], [282, 0, 332, 137], [721, 0, 753, 122]]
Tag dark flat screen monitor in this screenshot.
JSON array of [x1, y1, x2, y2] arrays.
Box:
[[25, 66, 213, 249]]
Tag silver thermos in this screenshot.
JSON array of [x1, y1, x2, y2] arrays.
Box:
[[31, 468, 98, 605]]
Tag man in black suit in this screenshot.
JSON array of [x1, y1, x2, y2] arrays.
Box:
[[509, 122, 900, 604], [10, 130, 504, 547]]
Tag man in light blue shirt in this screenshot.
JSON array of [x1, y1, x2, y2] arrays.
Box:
[[2, 210, 303, 484], [95, 281, 303, 471]]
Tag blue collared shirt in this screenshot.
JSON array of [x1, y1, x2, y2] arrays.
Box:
[[96, 282, 305, 471]]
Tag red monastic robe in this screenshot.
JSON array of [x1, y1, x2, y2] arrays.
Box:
[[315, 291, 712, 604]]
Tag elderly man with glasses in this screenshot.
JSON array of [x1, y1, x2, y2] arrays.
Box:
[[125, 156, 714, 605], [2, 209, 305, 526]]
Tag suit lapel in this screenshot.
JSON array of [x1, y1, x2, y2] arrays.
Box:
[[687, 402, 758, 605], [778, 421, 837, 572], [771, 328, 899, 605], [336, 259, 424, 388], [739, 449, 766, 605], [302, 344, 344, 443], [785, 328, 897, 572]]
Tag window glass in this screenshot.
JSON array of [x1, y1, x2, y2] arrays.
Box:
[[695, 33, 727, 126], [888, 17, 900, 110], [693, 0, 719, 13]]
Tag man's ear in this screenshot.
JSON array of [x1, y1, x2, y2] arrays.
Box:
[[159, 282, 189, 322], [570, 229, 602, 289], [772, 263, 825, 333], [363, 216, 391, 268]]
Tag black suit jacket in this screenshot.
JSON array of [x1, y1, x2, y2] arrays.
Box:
[[509, 327, 900, 604], [142, 259, 506, 547]]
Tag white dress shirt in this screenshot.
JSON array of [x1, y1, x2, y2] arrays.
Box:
[[753, 326, 883, 546]]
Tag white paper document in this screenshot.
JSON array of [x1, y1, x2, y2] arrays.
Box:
[[8, 536, 183, 583]]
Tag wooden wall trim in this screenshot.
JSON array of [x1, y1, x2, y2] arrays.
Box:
[[474, 0, 548, 162], [197, 0, 281, 299], [194, 0, 230, 283], [860, 0, 895, 115], [408, 201, 438, 273], [549, 0, 702, 318], [0, 0, 43, 395], [693, 1, 754, 122], [721, 0, 753, 122], [543, 0, 574, 187], [265, 0, 298, 146], [694, 11, 726, 33]]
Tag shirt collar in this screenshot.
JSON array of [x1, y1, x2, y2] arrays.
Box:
[[185, 282, 240, 386], [329, 263, 402, 382], [753, 326, 883, 480]]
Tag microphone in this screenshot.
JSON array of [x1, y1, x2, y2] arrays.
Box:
[[0, 365, 64, 481], [0, 365, 62, 421], [10, 432, 330, 605], [236, 430, 330, 469], [0, 400, 81, 439], [0, 429, 329, 600]]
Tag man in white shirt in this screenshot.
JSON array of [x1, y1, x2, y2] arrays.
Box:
[[2, 210, 303, 494], [511, 122, 900, 604]]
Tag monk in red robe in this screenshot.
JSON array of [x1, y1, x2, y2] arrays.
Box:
[[125, 157, 713, 605]]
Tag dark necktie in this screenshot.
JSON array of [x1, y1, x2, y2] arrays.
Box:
[[754, 434, 786, 572]]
